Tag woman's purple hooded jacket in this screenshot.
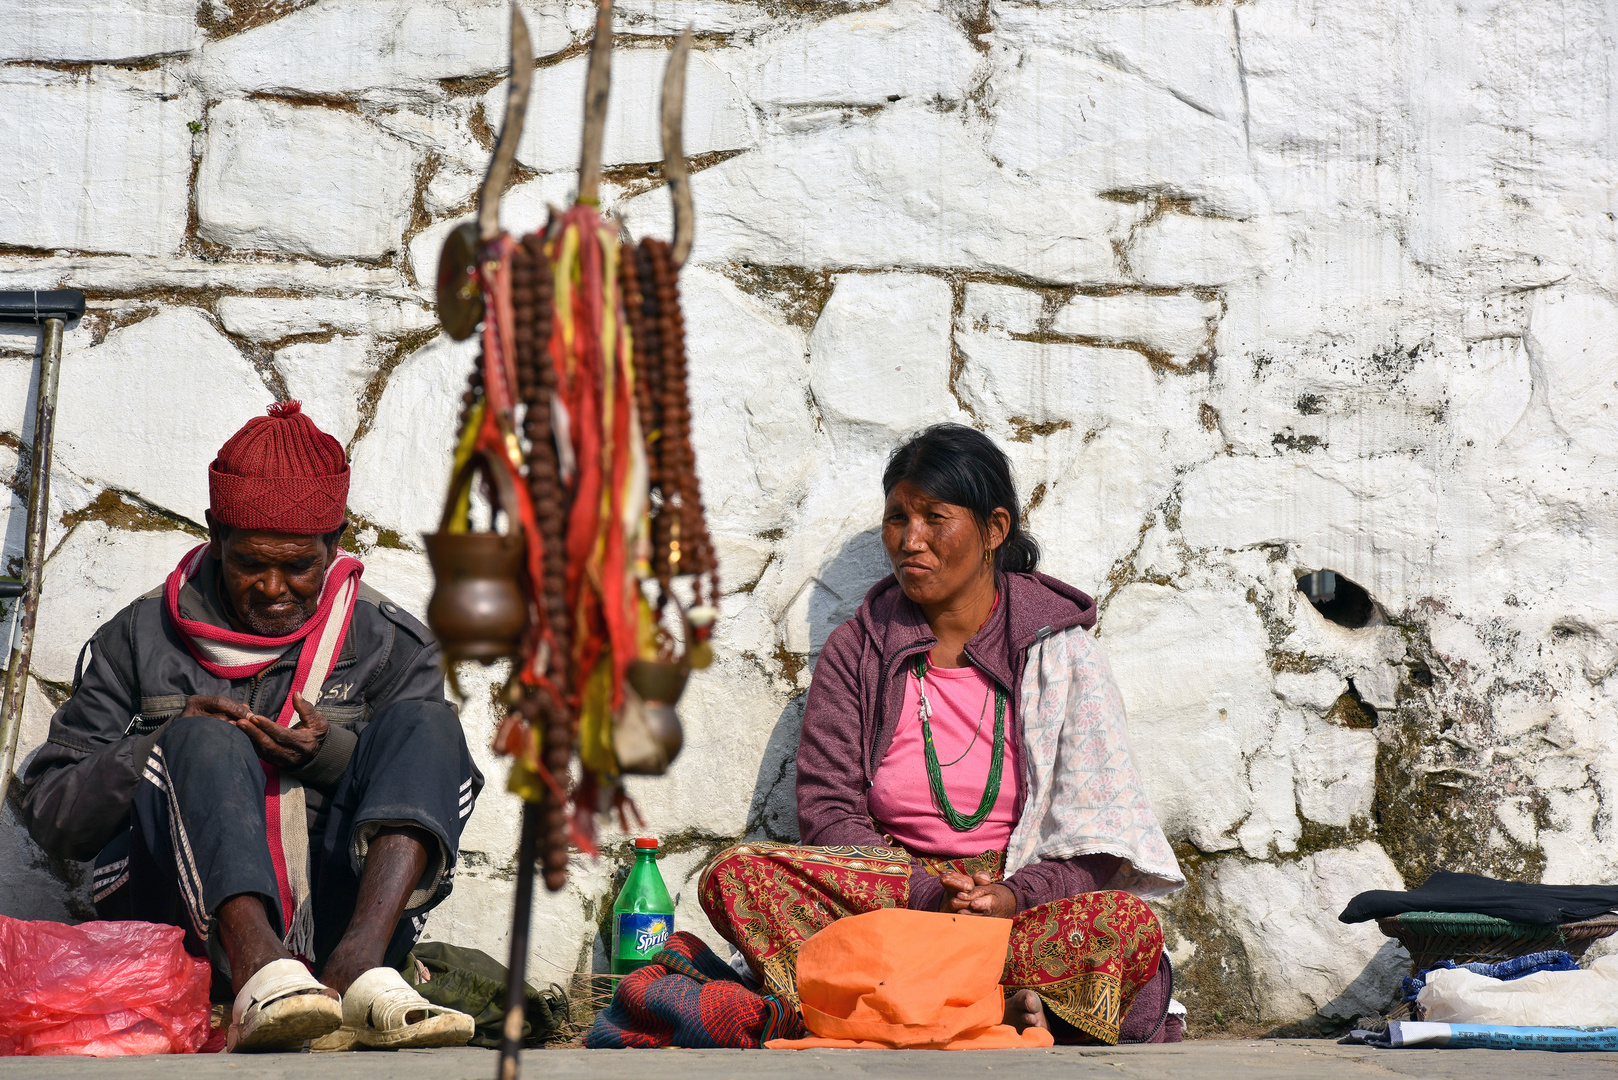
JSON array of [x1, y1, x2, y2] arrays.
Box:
[[796, 569, 1124, 913]]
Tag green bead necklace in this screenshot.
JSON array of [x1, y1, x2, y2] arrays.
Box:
[[910, 654, 1007, 831]]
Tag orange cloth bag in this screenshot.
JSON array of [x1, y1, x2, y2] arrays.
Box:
[[766, 908, 1055, 1050]]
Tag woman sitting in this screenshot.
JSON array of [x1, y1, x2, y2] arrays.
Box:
[[699, 423, 1185, 1044]]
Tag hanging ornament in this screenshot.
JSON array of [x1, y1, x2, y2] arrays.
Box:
[[428, 3, 711, 898]]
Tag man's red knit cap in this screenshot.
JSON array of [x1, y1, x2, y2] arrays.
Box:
[[208, 401, 349, 535]]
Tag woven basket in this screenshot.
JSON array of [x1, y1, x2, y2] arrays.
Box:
[[1377, 910, 1618, 972]]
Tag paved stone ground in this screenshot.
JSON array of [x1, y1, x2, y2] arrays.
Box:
[[3, 1041, 1615, 1079]]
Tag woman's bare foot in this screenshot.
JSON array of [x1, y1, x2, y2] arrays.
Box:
[[1004, 988, 1048, 1033]]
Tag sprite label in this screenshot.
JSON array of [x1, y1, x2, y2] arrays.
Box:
[[615, 912, 671, 962]]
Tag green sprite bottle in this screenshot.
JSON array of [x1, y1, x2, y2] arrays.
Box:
[[610, 837, 675, 975]]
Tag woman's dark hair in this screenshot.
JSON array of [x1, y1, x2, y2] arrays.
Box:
[[882, 423, 1040, 573]]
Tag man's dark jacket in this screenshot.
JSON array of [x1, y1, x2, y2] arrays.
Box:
[[21, 558, 446, 862]]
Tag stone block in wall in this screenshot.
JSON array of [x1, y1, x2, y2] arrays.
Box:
[[197, 99, 417, 261], [1240, 732, 1304, 858], [0, 356, 35, 444], [1019, 428, 1176, 605], [356, 546, 433, 623], [616, 0, 779, 38], [986, 47, 1258, 219], [779, 517, 889, 660], [1129, 213, 1263, 288], [217, 296, 436, 343], [994, 1, 1245, 127], [0, 445, 16, 513], [758, 466, 888, 655], [960, 283, 1043, 337], [424, 166, 481, 218], [0, 76, 192, 256], [502, 50, 754, 173], [808, 273, 959, 433], [1203, 842, 1407, 1022], [4, 0, 197, 63], [196, 0, 573, 98], [1101, 584, 1281, 854], [54, 308, 271, 526], [954, 332, 1155, 434], [619, 106, 1123, 279], [273, 335, 378, 448], [1527, 288, 1618, 453], [1447, 337, 1531, 453], [1293, 718, 1377, 830], [680, 268, 816, 535], [743, 4, 979, 109], [1050, 292, 1218, 365], [1273, 670, 1349, 713], [31, 521, 201, 687], [348, 333, 478, 542], [1238, 0, 1407, 153]]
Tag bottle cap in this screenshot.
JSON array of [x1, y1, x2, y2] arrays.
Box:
[[634, 837, 659, 850]]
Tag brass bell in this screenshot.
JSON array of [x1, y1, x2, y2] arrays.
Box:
[[613, 658, 689, 775]]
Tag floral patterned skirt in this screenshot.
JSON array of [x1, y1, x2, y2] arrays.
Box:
[[697, 842, 1164, 1045]]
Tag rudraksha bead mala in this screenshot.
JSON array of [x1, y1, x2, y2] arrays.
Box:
[[509, 226, 574, 890], [621, 238, 719, 615]]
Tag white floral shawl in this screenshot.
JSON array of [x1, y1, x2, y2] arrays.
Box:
[[1003, 626, 1185, 898]]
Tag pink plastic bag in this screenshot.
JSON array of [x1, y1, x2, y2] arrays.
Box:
[[0, 915, 211, 1056]]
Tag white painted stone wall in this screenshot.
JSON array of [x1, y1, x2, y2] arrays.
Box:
[[3, 0, 1617, 1032]]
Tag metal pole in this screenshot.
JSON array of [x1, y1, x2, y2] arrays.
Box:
[[498, 802, 542, 1080], [0, 316, 64, 807]]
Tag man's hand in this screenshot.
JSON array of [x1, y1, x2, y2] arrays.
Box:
[[181, 694, 254, 722], [939, 870, 1017, 919], [230, 691, 328, 771]]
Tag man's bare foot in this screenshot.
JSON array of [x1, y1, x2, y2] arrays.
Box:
[[1005, 988, 1048, 1033], [317, 949, 370, 997], [217, 894, 338, 1002], [318, 826, 432, 1019], [321, 950, 425, 1024]]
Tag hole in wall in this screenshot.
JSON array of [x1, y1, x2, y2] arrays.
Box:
[[1297, 569, 1376, 629], [1405, 658, 1434, 687], [1326, 678, 1379, 729]]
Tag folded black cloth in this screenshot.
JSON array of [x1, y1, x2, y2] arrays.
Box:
[[1340, 871, 1618, 925]]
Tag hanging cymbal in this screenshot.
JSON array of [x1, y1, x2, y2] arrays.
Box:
[[435, 221, 484, 341]]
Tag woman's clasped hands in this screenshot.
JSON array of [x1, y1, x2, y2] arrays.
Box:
[[939, 870, 1017, 919]]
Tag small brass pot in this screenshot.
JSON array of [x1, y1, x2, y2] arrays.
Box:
[[425, 449, 528, 665]]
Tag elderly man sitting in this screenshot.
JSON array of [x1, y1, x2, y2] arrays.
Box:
[[21, 402, 481, 1053]]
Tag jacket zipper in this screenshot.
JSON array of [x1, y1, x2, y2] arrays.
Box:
[[243, 654, 357, 717]]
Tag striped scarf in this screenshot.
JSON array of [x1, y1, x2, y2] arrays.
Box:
[[163, 543, 363, 958]]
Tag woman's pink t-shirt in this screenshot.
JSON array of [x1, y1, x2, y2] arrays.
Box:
[[867, 661, 1021, 858]]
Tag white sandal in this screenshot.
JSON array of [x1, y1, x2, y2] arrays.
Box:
[[316, 966, 474, 1050], [228, 957, 343, 1052]]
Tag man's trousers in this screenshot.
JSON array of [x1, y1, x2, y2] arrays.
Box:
[[95, 700, 482, 980]]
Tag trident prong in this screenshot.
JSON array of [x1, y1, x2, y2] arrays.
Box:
[[479, 5, 533, 242], [576, 0, 615, 205], [661, 27, 695, 267]]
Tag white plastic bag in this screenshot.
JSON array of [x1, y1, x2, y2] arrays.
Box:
[[1417, 954, 1618, 1027]]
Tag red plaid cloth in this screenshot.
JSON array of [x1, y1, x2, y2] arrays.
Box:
[[585, 932, 804, 1049]]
